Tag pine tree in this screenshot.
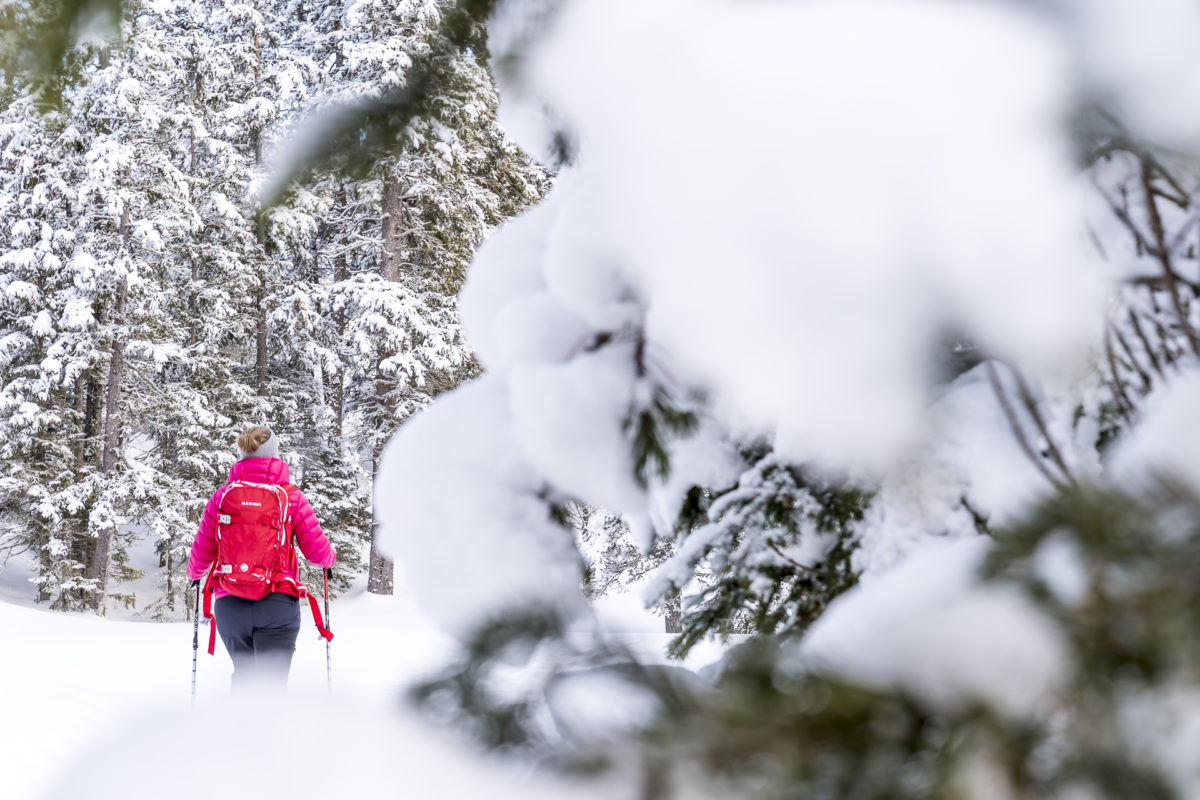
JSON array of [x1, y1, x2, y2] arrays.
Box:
[[0, 0, 538, 614], [648, 446, 868, 657], [67, 3, 205, 610], [295, 0, 546, 594], [0, 87, 97, 607]]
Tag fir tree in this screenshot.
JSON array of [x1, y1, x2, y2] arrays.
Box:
[[298, 0, 547, 593], [0, 88, 97, 607], [649, 447, 868, 658]]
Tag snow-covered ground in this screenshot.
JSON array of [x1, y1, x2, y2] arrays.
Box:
[[0, 565, 722, 799], [1, 586, 440, 797]]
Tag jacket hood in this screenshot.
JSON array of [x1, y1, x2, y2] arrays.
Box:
[[228, 457, 290, 485]]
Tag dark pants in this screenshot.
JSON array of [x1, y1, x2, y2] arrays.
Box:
[[214, 592, 301, 687]]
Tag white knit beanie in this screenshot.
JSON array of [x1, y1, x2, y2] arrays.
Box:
[[239, 427, 280, 460]]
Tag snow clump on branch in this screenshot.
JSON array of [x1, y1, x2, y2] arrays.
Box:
[[376, 0, 1111, 637]]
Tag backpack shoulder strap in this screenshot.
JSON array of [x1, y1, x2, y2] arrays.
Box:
[[276, 484, 296, 529], [215, 481, 239, 524]]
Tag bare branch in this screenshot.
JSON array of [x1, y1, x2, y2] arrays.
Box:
[[1150, 316, 1181, 367], [1009, 365, 1075, 485], [1148, 159, 1191, 209], [1113, 327, 1152, 394], [1099, 186, 1155, 256], [1141, 158, 1200, 356], [1124, 274, 1200, 294], [1128, 310, 1165, 378], [1104, 329, 1137, 422], [985, 361, 1066, 492], [1087, 131, 1193, 209], [767, 542, 816, 573]]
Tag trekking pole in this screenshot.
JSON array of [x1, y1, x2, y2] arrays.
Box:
[[324, 568, 332, 692], [190, 579, 200, 707]]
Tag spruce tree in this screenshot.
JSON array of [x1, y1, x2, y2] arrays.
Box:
[[0, 87, 97, 607]]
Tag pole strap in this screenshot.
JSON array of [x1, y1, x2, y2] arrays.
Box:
[[202, 566, 218, 656], [202, 581, 218, 656], [302, 584, 334, 643]]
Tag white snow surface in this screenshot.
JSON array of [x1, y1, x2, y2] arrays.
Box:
[[0, 579, 722, 799], [0, 591, 446, 798], [49, 697, 597, 800], [801, 537, 1068, 719]]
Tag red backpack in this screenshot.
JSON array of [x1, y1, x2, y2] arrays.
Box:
[[201, 480, 333, 655]]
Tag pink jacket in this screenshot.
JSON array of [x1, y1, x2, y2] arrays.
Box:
[[186, 457, 336, 597]]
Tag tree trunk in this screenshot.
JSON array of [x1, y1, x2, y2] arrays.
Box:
[[84, 378, 101, 464], [251, 127, 262, 168], [255, 277, 268, 395], [165, 549, 174, 612], [90, 273, 129, 612], [332, 364, 345, 440], [367, 450, 393, 594], [36, 446, 52, 603], [367, 176, 406, 595], [74, 376, 86, 463], [187, 88, 199, 346], [380, 176, 405, 281], [84, 299, 106, 466], [332, 183, 348, 441], [367, 524, 394, 595], [663, 590, 682, 634], [189, 255, 198, 347], [254, 198, 270, 393], [252, 21, 267, 390]]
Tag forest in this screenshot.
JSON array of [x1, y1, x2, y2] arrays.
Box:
[[7, 0, 1200, 799], [0, 0, 547, 612]]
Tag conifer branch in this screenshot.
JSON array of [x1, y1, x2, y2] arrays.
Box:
[[257, 0, 499, 211]]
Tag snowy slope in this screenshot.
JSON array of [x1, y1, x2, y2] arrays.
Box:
[[0, 572, 716, 799], [1, 588, 447, 797]]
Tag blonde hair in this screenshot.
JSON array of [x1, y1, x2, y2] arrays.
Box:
[[237, 426, 272, 455]]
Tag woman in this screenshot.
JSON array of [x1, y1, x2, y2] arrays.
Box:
[[187, 425, 336, 686]]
